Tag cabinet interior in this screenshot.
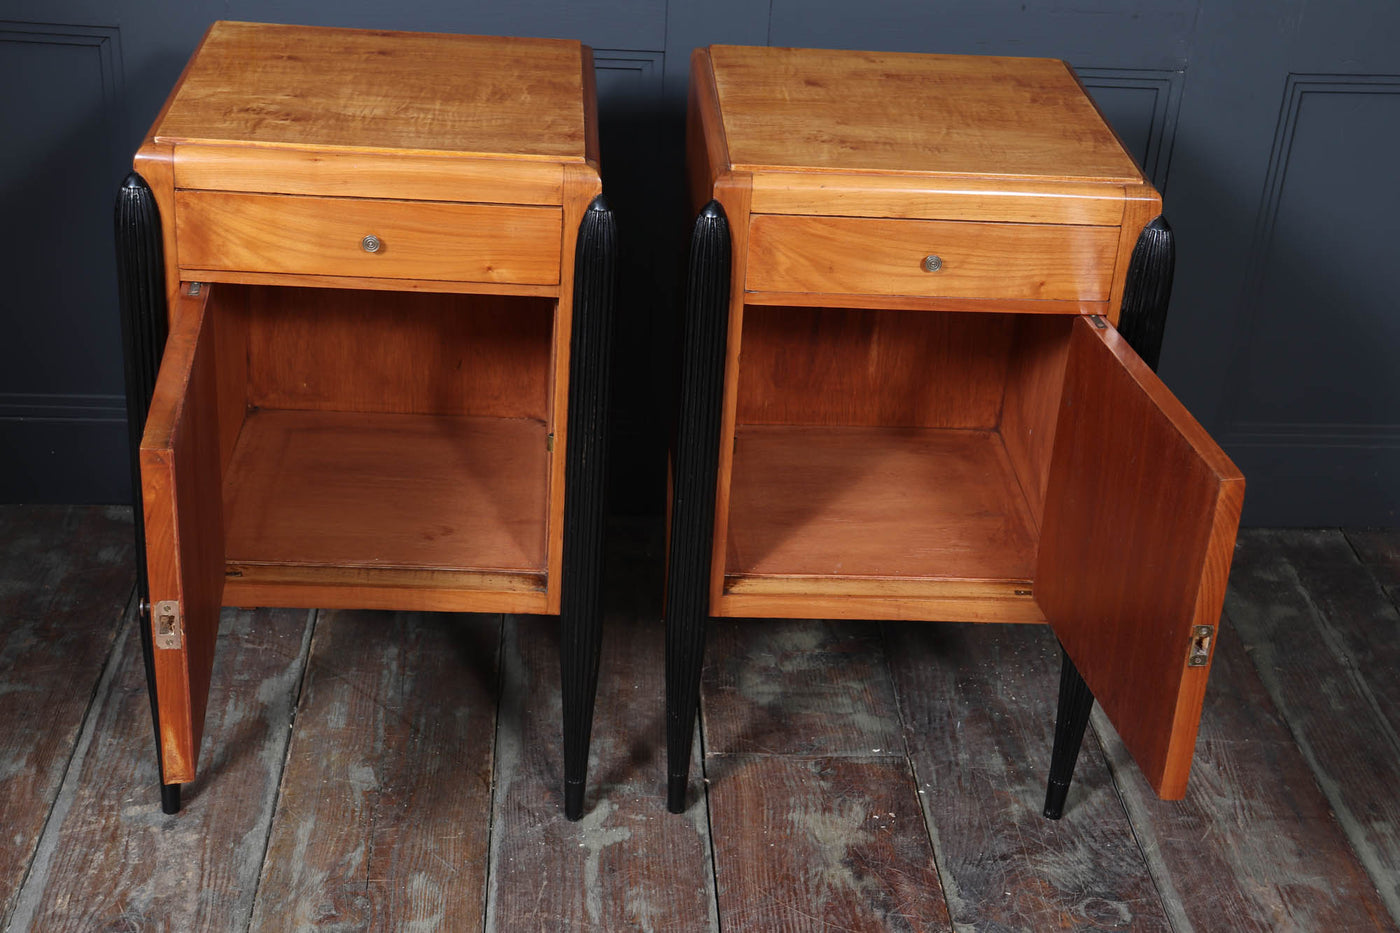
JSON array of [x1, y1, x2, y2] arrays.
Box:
[[726, 304, 1074, 598], [205, 283, 557, 595]]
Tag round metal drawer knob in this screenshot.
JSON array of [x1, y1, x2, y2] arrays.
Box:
[[922, 254, 943, 273], [361, 234, 383, 253]]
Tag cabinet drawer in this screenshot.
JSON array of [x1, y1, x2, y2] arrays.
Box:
[[176, 191, 562, 285], [746, 215, 1118, 302]]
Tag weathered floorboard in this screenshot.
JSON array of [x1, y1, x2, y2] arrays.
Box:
[[1226, 529, 1400, 924], [8, 606, 314, 932], [884, 621, 1172, 932], [706, 755, 952, 932], [487, 552, 717, 933], [249, 609, 501, 931], [701, 616, 948, 931], [1346, 528, 1400, 606], [701, 619, 904, 757], [0, 506, 133, 926], [1096, 622, 1397, 932]]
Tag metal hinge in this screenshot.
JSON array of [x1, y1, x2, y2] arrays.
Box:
[[153, 600, 183, 649], [1187, 624, 1213, 667], [546, 432, 555, 452], [185, 281, 204, 296], [1089, 314, 1108, 329]]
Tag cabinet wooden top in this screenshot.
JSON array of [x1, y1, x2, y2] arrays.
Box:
[[152, 21, 590, 161], [703, 45, 1143, 184]]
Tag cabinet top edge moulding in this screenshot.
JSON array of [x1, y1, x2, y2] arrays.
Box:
[[150, 21, 594, 163], [704, 44, 1145, 184]]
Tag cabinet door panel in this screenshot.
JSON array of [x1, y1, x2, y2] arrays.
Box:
[[139, 288, 225, 784], [1037, 315, 1243, 798]]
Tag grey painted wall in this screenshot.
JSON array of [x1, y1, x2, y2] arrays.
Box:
[[2, 0, 1396, 524]]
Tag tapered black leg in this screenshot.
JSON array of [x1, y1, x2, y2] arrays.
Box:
[[115, 172, 181, 814], [665, 201, 731, 813], [559, 195, 618, 821], [1043, 646, 1095, 820], [1043, 215, 1174, 820]]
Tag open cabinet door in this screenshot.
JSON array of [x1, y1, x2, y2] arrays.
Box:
[[1037, 315, 1244, 799], [139, 286, 225, 784]]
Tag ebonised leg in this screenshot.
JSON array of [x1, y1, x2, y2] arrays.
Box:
[[115, 172, 181, 814], [665, 201, 731, 813], [1043, 215, 1174, 820], [1044, 645, 1094, 820], [559, 195, 618, 821]]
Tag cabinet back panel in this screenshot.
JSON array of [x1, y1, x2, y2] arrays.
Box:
[[736, 305, 1015, 429], [240, 286, 553, 420], [1000, 315, 1074, 531]]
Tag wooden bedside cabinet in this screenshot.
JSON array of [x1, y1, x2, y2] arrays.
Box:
[[664, 45, 1244, 819], [114, 22, 615, 820]]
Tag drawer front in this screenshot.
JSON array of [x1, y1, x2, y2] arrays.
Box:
[[746, 215, 1118, 302], [176, 191, 562, 285]]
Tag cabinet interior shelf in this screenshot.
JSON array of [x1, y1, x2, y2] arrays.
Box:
[[725, 424, 1038, 593], [224, 408, 549, 588]]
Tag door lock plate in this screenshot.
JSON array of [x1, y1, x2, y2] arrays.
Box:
[[1187, 625, 1213, 667], [153, 600, 183, 649]]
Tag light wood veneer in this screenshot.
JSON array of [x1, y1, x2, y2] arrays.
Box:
[[675, 44, 1244, 803]]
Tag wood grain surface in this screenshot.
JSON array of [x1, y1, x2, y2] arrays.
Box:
[[748, 172, 1127, 225], [1225, 529, 1400, 922], [174, 145, 565, 205], [487, 600, 717, 931], [250, 609, 500, 931], [223, 409, 549, 575], [176, 191, 562, 285], [725, 425, 1038, 584], [1346, 527, 1400, 604], [8, 606, 314, 931], [746, 214, 1118, 302], [1097, 623, 1398, 932], [1037, 315, 1244, 798], [999, 315, 1073, 531], [707, 45, 1144, 183], [140, 287, 226, 783], [736, 305, 1014, 430], [884, 621, 1173, 931], [701, 620, 905, 757], [0, 507, 133, 926], [6, 513, 1398, 929], [155, 22, 589, 160], [706, 755, 952, 932], [240, 286, 554, 420]]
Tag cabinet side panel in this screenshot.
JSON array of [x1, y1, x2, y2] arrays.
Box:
[[736, 306, 1014, 429], [1000, 315, 1073, 530]]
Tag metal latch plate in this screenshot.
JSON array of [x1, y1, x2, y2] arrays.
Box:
[[1187, 625, 1213, 667], [153, 600, 183, 649]]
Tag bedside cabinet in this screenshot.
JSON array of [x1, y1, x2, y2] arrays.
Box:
[[664, 45, 1244, 818], [115, 21, 615, 820]]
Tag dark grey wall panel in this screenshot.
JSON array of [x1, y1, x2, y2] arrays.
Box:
[[1, 0, 1396, 523], [0, 22, 129, 502], [767, 0, 1198, 68]]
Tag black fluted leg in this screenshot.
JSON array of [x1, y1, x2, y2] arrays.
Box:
[[1043, 646, 1095, 819], [559, 195, 618, 821], [665, 201, 732, 813], [1114, 215, 1175, 371], [1043, 215, 1174, 820], [115, 172, 180, 814]]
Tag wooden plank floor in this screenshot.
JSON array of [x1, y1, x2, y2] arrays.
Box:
[[1, 506, 1398, 931]]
